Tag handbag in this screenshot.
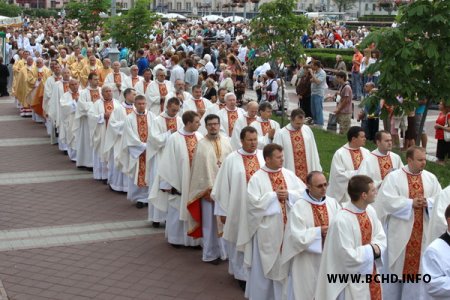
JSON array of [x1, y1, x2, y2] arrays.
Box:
[[444, 114, 450, 142], [327, 113, 337, 132]]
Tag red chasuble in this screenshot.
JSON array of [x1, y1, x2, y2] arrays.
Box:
[[311, 203, 329, 247], [89, 89, 101, 102], [194, 100, 206, 118], [165, 117, 178, 131], [241, 154, 261, 183], [374, 153, 393, 180], [403, 171, 424, 275], [136, 114, 148, 188], [158, 83, 168, 113], [267, 170, 288, 225], [261, 121, 272, 136]]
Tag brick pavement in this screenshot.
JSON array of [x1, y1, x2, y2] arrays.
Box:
[[0, 96, 245, 300]]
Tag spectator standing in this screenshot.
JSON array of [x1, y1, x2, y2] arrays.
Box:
[[351, 47, 363, 101], [309, 60, 327, 126], [334, 71, 353, 135], [434, 101, 450, 165], [0, 57, 9, 97], [136, 49, 149, 76]]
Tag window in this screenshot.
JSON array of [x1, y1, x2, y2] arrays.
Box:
[[186, 2, 191, 10], [123, 2, 127, 8], [176, 2, 181, 10]]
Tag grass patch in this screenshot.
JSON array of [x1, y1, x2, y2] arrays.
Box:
[[271, 115, 450, 186]]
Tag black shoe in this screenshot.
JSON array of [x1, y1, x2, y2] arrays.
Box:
[[136, 202, 144, 209], [85, 167, 93, 172], [206, 258, 221, 265], [144, 203, 148, 207], [170, 243, 182, 249], [152, 222, 160, 228], [237, 280, 246, 291]]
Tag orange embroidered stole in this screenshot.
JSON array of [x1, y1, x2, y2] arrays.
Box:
[[311, 203, 329, 246], [349, 148, 363, 169], [89, 89, 100, 102], [136, 114, 148, 187], [165, 117, 178, 131], [267, 170, 288, 225], [376, 154, 393, 180], [242, 154, 260, 183], [185, 133, 201, 238], [143, 81, 150, 94], [289, 129, 308, 182], [71, 92, 79, 101], [125, 107, 134, 115], [246, 116, 256, 126], [403, 173, 424, 275], [103, 100, 114, 127], [261, 121, 272, 136], [131, 77, 139, 87], [113, 73, 121, 85], [158, 83, 168, 113], [63, 82, 70, 93], [356, 212, 382, 300], [227, 110, 239, 136], [194, 100, 206, 118]]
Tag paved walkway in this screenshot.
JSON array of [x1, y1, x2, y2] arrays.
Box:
[[0, 95, 244, 300]]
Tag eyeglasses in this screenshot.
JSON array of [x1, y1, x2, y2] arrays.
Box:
[[206, 123, 220, 126], [313, 183, 328, 188]]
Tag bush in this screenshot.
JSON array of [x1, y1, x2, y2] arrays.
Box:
[[0, 1, 22, 17], [23, 8, 59, 18], [304, 48, 354, 56], [304, 52, 352, 69]]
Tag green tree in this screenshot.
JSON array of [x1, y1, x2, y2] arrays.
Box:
[[107, 0, 159, 56], [0, 1, 22, 17], [248, 0, 309, 125], [333, 0, 357, 12], [66, 0, 110, 32], [362, 0, 450, 144]]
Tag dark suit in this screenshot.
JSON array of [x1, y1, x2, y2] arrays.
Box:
[[0, 63, 9, 96]]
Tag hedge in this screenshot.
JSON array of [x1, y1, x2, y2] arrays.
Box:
[[358, 15, 396, 22], [305, 53, 353, 69], [304, 48, 354, 56]]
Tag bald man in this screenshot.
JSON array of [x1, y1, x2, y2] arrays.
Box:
[[105, 61, 129, 101]]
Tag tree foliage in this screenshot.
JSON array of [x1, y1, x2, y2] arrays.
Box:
[[106, 0, 159, 52], [248, 0, 310, 124], [362, 0, 450, 142], [66, 0, 110, 32], [333, 0, 357, 12], [0, 1, 22, 17]]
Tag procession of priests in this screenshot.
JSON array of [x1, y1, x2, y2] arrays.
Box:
[[10, 57, 450, 300]]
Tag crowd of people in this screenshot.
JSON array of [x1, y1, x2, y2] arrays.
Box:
[[1, 14, 450, 300]]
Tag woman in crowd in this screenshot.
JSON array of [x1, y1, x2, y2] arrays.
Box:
[[434, 101, 450, 164]]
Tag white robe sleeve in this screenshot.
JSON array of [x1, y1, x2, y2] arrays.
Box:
[[422, 242, 450, 297]]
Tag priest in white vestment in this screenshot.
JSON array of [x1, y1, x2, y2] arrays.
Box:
[[316, 175, 386, 300], [328, 126, 371, 204], [118, 95, 154, 208], [375, 146, 441, 300], [146, 65, 174, 115], [281, 171, 340, 300], [43, 63, 61, 145], [212, 126, 264, 288], [183, 85, 213, 119], [135, 68, 152, 97], [105, 61, 129, 101], [243, 144, 306, 300], [273, 108, 322, 183], [103, 88, 136, 192], [187, 114, 233, 264], [73, 73, 102, 168], [427, 186, 450, 245], [49, 68, 72, 152], [249, 102, 280, 150], [231, 101, 258, 150], [200, 92, 244, 137], [124, 65, 143, 90], [148, 111, 203, 247], [146, 97, 183, 226], [88, 85, 121, 180], [165, 79, 192, 115], [358, 130, 404, 188], [60, 79, 81, 161], [422, 204, 450, 300]]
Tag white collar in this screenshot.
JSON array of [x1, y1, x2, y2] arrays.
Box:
[[256, 116, 270, 123], [372, 149, 389, 157], [302, 190, 327, 205], [344, 143, 360, 151], [403, 165, 422, 175], [179, 127, 195, 136], [262, 165, 282, 173], [238, 148, 257, 156], [345, 202, 366, 214]]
